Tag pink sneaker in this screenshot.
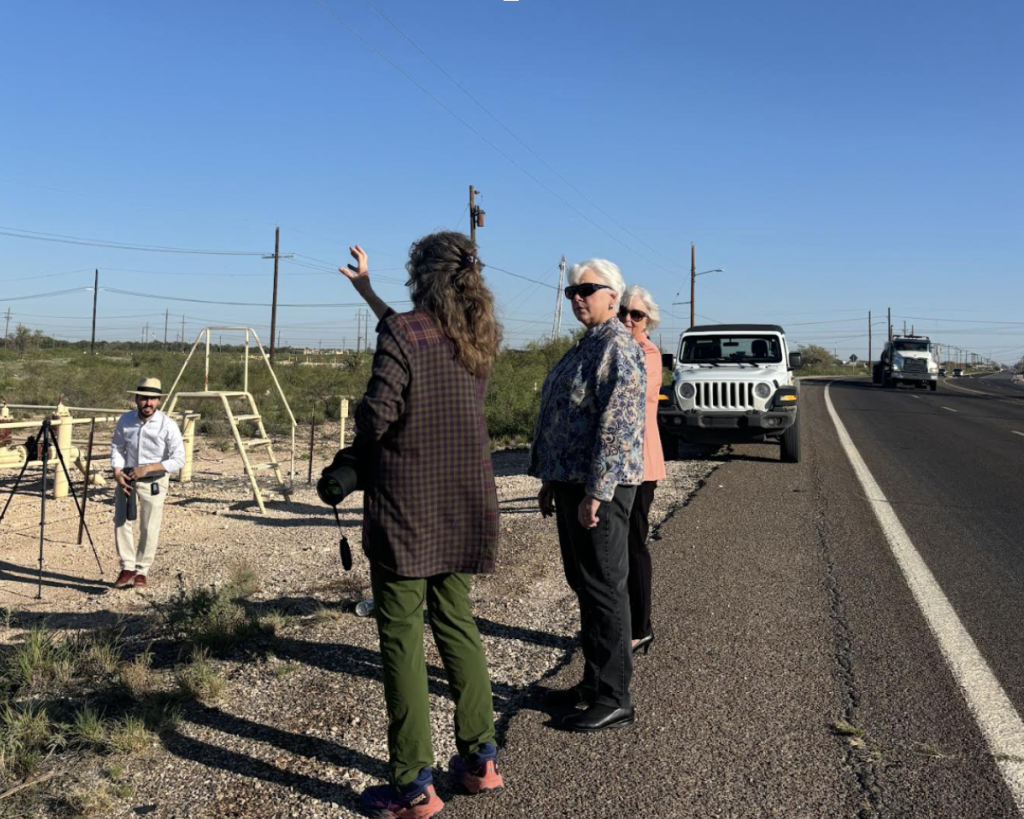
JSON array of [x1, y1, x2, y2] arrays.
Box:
[[359, 781, 443, 819], [448, 752, 504, 796]]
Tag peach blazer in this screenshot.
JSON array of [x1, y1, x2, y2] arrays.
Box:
[[640, 337, 666, 482]]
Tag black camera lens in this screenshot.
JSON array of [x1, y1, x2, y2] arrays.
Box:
[[316, 474, 347, 506]]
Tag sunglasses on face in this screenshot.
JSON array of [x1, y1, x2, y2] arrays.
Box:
[[564, 283, 613, 300], [619, 308, 648, 322]]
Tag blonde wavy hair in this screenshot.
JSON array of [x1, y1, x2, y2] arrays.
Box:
[[406, 231, 503, 378]]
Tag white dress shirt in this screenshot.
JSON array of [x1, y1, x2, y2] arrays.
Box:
[[110, 409, 185, 473]]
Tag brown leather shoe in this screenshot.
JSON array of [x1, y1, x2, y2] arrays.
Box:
[[114, 570, 137, 588], [133, 574, 148, 589]]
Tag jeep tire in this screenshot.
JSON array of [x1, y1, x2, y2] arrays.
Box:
[[781, 414, 801, 463]]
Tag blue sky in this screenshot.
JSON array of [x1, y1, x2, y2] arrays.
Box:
[[1, 0, 1021, 362]]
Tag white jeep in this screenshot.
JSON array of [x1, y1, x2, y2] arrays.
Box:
[[657, 324, 802, 462]]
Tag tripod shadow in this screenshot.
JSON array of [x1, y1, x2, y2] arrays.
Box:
[[0, 560, 108, 595]]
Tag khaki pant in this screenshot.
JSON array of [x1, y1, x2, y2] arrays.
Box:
[[114, 476, 169, 575]]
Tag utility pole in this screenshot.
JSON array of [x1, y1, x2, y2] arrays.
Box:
[[268, 227, 281, 366], [263, 226, 295, 366], [3, 308, 11, 347], [868, 310, 872, 367], [164, 309, 169, 351], [90, 269, 99, 354], [469, 185, 485, 246], [180, 315, 186, 352], [888, 307, 892, 343], [552, 254, 566, 339], [356, 310, 363, 354], [690, 244, 696, 328]]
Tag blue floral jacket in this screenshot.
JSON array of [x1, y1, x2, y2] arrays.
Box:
[[528, 318, 645, 501]]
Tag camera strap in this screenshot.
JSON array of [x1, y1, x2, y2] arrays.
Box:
[[333, 505, 353, 571]]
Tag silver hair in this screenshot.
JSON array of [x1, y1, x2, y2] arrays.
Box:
[[566, 258, 626, 308], [621, 284, 661, 331]]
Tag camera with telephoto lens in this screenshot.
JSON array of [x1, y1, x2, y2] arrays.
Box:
[[316, 435, 370, 507], [317, 435, 371, 573]]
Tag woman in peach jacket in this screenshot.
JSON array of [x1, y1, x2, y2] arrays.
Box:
[[619, 284, 666, 656]]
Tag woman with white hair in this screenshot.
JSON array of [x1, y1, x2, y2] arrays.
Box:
[[529, 258, 646, 733], [618, 284, 666, 658]]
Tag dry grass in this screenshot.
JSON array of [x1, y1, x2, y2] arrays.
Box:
[[174, 649, 225, 703], [117, 651, 154, 700]]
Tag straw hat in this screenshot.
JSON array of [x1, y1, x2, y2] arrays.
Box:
[[127, 377, 167, 397]]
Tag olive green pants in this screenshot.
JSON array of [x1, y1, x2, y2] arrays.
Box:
[[371, 564, 497, 786]]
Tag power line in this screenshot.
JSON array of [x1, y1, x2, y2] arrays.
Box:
[[308, 0, 682, 277], [486, 265, 559, 290], [0, 267, 92, 283], [0, 286, 91, 302], [0, 225, 267, 256], [360, 0, 679, 270], [102, 285, 412, 309]]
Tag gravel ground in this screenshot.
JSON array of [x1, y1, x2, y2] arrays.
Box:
[[0, 428, 720, 818]]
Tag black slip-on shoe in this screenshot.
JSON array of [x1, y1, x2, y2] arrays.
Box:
[[561, 704, 635, 733]]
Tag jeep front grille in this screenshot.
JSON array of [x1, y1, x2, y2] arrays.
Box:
[[692, 382, 756, 410]]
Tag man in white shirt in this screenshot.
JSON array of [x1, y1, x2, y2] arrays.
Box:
[[110, 377, 185, 589]]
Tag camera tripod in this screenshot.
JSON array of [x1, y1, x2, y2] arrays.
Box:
[[0, 417, 103, 599]]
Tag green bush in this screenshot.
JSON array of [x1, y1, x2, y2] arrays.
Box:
[[1, 334, 582, 444]]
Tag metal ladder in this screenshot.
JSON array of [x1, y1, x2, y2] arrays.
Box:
[[165, 390, 288, 513]]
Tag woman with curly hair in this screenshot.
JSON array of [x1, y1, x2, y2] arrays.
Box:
[[340, 232, 504, 818]]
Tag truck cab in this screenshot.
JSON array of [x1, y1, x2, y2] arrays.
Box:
[[873, 335, 939, 390], [657, 324, 802, 462]]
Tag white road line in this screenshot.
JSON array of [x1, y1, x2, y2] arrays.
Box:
[[825, 383, 1024, 814], [1013, 431, 1024, 438], [942, 406, 958, 413]]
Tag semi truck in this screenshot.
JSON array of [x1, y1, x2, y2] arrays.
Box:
[[872, 335, 939, 391]]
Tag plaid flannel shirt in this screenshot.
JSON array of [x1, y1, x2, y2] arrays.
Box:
[[355, 309, 499, 577]]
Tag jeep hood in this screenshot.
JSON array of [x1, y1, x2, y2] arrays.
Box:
[[675, 365, 783, 381]]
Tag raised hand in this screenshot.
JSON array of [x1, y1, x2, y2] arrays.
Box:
[[339, 245, 371, 293]]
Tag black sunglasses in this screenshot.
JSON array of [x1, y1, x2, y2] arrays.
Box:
[[564, 283, 613, 300], [619, 307, 648, 322]]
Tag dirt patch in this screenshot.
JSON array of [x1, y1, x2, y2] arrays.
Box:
[[0, 434, 720, 818]]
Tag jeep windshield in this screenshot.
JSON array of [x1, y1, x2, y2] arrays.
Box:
[[893, 340, 930, 353], [681, 335, 782, 365]]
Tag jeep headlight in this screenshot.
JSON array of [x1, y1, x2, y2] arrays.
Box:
[[754, 382, 772, 400], [679, 382, 696, 400]]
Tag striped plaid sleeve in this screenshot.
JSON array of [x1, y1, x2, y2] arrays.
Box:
[[355, 317, 410, 441]]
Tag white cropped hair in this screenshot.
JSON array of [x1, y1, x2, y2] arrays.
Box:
[[621, 284, 661, 331], [567, 258, 626, 307]]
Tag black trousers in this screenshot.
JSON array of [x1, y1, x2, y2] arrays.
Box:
[[627, 481, 657, 640], [551, 481, 636, 709]]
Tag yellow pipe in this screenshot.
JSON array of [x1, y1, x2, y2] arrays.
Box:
[[53, 402, 73, 499], [0, 446, 28, 470], [180, 415, 196, 483]]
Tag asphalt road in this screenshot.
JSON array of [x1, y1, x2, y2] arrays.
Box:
[[447, 373, 1023, 819]]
